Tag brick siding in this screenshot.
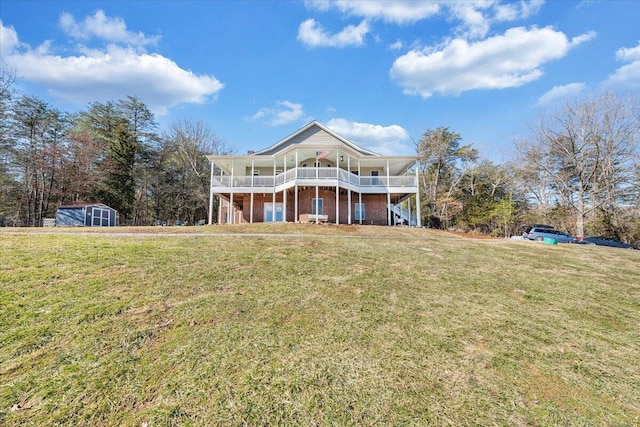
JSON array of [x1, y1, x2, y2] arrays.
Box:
[[233, 189, 389, 225]]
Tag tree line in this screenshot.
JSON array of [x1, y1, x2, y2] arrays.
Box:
[[0, 67, 231, 227], [415, 91, 640, 244], [2, 67, 639, 242]]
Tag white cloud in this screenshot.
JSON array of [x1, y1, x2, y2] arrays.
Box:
[[448, 2, 492, 39], [309, 0, 441, 25], [390, 26, 589, 98], [570, 31, 596, 47], [59, 10, 160, 49], [536, 82, 585, 106], [616, 43, 640, 62], [604, 42, 640, 89], [305, 1, 544, 35], [494, 0, 544, 22], [389, 39, 404, 50], [249, 101, 305, 126], [0, 20, 20, 54], [327, 118, 411, 155], [0, 17, 223, 115], [298, 18, 370, 48], [450, 0, 544, 39]]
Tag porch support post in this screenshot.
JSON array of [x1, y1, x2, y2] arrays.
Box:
[[283, 157, 287, 222], [358, 158, 362, 225], [315, 185, 319, 224], [250, 193, 254, 224], [250, 160, 254, 224], [208, 160, 214, 225], [217, 196, 222, 224], [272, 192, 276, 222], [272, 158, 276, 222], [230, 160, 234, 224], [230, 192, 234, 224], [415, 161, 422, 227], [283, 189, 287, 223], [348, 190, 352, 224], [295, 151, 299, 223], [408, 197, 411, 226], [387, 160, 391, 226], [336, 149, 340, 225], [347, 155, 351, 224], [358, 191, 362, 225]]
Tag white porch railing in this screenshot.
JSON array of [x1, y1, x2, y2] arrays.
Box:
[[212, 167, 416, 189]]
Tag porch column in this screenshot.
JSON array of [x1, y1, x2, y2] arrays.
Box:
[[230, 161, 234, 224], [408, 198, 411, 226], [295, 185, 299, 223], [347, 155, 351, 224], [347, 190, 352, 225], [336, 149, 340, 224], [218, 196, 222, 224], [415, 161, 422, 227], [315, 185, 319, 224], [387, 160, 391, 226], [250, 193, 254, 224], [295, 151, 299, 222], [208, 160, 214, 225], [250, 160, 254, 223], [283, 157, 287, 222], [283, 189, 287, 223], [358, 158, 362, 225], [230, 193, 234, 225], [272, 158, 276, 222]]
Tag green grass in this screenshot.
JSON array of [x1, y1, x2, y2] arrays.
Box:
[[1, 225, 639, 426]]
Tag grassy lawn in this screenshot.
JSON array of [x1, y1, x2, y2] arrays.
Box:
[[1, 225, 639, 426]]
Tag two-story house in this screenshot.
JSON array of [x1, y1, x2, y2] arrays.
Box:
[[207, 121, 421, 226]]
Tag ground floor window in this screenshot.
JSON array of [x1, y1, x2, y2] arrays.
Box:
[[354, 203, 365, 221], [312, 198, 323, 215]]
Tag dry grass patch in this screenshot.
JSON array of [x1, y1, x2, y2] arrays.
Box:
[[1, 227, 639, 426]]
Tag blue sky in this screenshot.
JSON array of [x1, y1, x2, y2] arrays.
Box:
[[1, 1, 639, 160]]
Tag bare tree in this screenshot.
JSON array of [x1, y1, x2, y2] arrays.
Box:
[[0, 66, 19, 224], [156, 119, 230, 224], [516, 91, 640, 238]]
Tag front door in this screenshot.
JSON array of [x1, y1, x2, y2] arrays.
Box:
[[264, 202, 283, 222], [371, 170, 380, 185]]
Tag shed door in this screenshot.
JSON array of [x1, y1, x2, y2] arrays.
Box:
[[92, 208, 111, 226]]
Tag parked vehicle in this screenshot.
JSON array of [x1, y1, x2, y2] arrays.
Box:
[[569, 236, 639, 249], [522, 227, 574, 243]]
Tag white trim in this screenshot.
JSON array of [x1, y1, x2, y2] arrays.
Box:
[[208, 161, 214, 225], [252, 121, 380, 157]]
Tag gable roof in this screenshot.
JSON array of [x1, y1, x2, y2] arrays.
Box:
[[252, 121, 380, 157], [57, 203, 115, 210]]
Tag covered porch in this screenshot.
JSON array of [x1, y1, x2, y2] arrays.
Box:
[[215, 186, 419, 226]]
